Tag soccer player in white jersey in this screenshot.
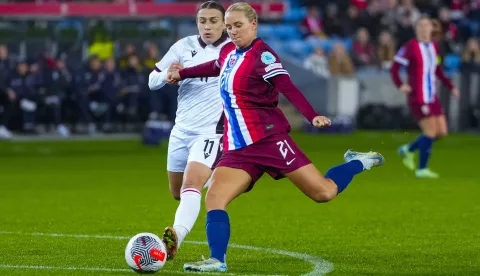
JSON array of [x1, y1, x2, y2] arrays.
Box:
[[148, 1, 230, 261]]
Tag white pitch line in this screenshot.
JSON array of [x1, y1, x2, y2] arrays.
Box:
[[0, 264, 235, 275], [0, 231, 334, 276]]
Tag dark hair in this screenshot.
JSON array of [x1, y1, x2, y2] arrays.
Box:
[[197, 1, 226, 20]]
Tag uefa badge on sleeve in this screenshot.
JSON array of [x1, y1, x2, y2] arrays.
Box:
[[261, 51, 276, 65]]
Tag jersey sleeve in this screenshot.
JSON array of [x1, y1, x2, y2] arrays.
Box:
[[393, 43, 411, 66], [148, 40, 182, 90], [255, 46, 289, 82]]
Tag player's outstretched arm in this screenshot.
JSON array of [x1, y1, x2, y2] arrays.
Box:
[[269, 74, 330, 127], [169, 60, 221, 82], [149, 42, 182, 90]]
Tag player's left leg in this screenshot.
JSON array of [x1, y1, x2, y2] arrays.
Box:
[[285, 150, 384, 202], [435, 115, 448, 138], [163, 135, 222, 260]]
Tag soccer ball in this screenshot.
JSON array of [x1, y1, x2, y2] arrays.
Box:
[[125, 232, 167, 274]]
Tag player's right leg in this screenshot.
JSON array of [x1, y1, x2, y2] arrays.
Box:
[[164, 128, 189, 259], [413, 116, 439, 178], [164, 135, 222, 260], [184, 166, 253, 272]]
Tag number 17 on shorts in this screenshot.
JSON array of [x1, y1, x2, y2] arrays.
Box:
[[188, 136, 223, 169]]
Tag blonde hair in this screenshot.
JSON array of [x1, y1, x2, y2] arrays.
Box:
[[226, 2, 258, 23]]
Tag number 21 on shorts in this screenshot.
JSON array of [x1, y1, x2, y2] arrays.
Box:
[[277, 140, 295, 160]]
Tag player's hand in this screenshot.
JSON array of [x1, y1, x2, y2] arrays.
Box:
[[166, 63, 183, 84], [451, 87, 460, 99], [169, 62, 184, 71], [400, 84, 412, 94], [312, 116, 331, 128]]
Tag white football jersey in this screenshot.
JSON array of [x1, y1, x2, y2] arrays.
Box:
[[149, 34, 230, 135]]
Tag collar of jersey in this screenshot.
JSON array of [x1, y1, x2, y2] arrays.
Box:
[[235, 37, 261, 54], [198, 32, 229, 48]]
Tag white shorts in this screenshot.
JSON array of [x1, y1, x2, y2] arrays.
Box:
[[167, 126, 223, 173]]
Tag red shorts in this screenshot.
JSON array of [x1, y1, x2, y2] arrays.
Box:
[[408, 100, 444, 121], [215, 132, 311, 192]]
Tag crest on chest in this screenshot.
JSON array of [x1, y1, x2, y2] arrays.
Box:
[[228, 55, 237, 67]]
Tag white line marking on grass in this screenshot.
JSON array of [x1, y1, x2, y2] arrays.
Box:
[[0, 264, 236, 275], [0, 231, 334, 276]]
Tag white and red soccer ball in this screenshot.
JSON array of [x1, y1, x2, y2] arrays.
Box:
[[125, 233, 167, 274]]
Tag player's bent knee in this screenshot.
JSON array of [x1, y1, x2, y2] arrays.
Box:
[[437, 130, 448, 138], [204, 189, 226, 211], [311, 190, 336, 203]]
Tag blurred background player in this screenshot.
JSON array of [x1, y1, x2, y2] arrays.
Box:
[[390, 16, 459, 179], [147, 1, 230, 261], [167, 2, 384, 272]]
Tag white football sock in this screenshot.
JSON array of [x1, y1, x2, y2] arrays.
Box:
[[173, 188, 201, 248]]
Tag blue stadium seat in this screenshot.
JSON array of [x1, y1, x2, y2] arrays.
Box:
[[265, 39, 285, 55], [342, 38, 353, 52], [274, 24, 302, 40], [286, 39, 313, 60], [283, 7, 307, 22], [306, 38, 334, 53], [258, 25, 275, 40], [443, 54, 461, 72], [470, 22, 480, 35]]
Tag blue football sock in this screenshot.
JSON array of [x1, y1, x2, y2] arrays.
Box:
[[325, 160, 364, 193], [206, 210, 230, 263], [419, 135, 434, 169], [408, 135, 425, 152]]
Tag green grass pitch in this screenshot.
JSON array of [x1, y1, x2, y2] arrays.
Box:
[[0, 132, 479, 275]]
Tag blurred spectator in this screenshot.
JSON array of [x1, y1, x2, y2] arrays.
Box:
[[461, 38, 480, 71], [301, 6, 326, 39], [342, 4, 362, 37], [119, 55, 145, 123], [351, 0, 368, 10], [396, 0, 420, 45], [432, 19, 454, 57], [41, 57, 71, 137], [102, 57, 123, 132], [77, 55, 104, 134], [469, 0, 480, 22], [450, 0, 467, 21], [143, 43, 160, 69], [7, 59, 38, 133], [377, 30, 396, 70], [328, 42, 355, 76], [0, 45, 14, 139], [359, 0, 383, 38], [0, 44, 15, 75], [380, 0, 399, 36], [438, 7, 458, 42], [323, 3, 344, 37], [352, 27, 378, 68], [303, 47, 330, 78], [89, 33, 114, 61], [0, 89, 13, 139], [119, 43, 138, 69]]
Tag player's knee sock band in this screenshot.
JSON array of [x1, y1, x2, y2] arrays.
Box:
[[325, 160, 364, 193], [206, 209, 230, 263]]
